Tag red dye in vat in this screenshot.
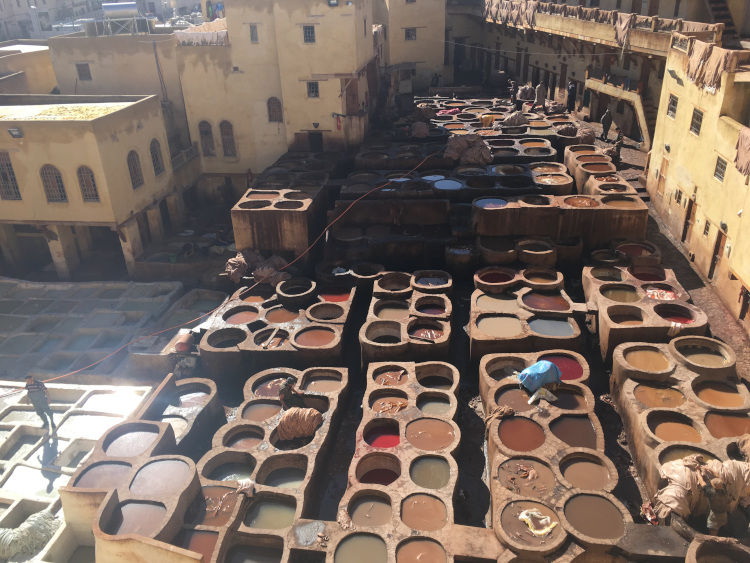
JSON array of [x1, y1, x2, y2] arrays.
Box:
[[540, 354, 583, 381], [481, 271, 512, 283], [659, 312, 694, 324], [364, 429, 400, 448], [617, 243, 653, 257], [319, 291, 350, 303], [417, 304, 446, 315], [359, 468, 399, 485]]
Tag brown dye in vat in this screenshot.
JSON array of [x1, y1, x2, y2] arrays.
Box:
[[565, 196, 599, 207], [480, 270, 513, 283], [247, 192, 279, 200], [651, 419, 701, 442], [401, 494, 447, 531], [610, 313, 643, 325], [417, 303, 446, 315], [564, 495, 625, 539], [242, 402, 281, 421], [174, 530, 218, 562], [522, 292, 568, 311], [265, 307, 299, 323], [695, 381, 744, 407], [605, 199, 639, 209], [371, 395, 408, 414], [555, 390, 587, 410], [350, 496, 392, 526], [625, 349, 670, 371], [410, 457, 450, 489], [561, 458, 610, 489], [226, 545, 283, 563], [678, 345, 728, 367], [498, 417, 545, 451], [496, 387, 533, 412], [661, 447, 718, 465], [583, 163, 615, 172], [105, 430, 157, 457], [522, 141, 547, 147], [705, 413, 750, 438], [185, 487, 238, 527], [75, 463, 131, 489], [376, 304, 409, 320], [418, 375, 452, 389], [551, 417, 596, 448], [634, 385, 685, 408], [536, 174, 568, 185], [295, 328, 335, 347], [601, 287, 639, 303], [360, 468, 399, 485], [532, 164, 562, 173], [254, 378, 285, 398], [105, 502, 167, 536], [374, 369, 408, 386], [226, 310, 258, 324], [696, 544, 747, 563], [476, 294, 520, 313], [525, 272, 557, 283], [130, 459, 190, 496], [243, 499, 296, 529], [335, 535, 387, 563], [397, 539, 447, 563], [477, 316, 523, 337], [500, 501, 562, 546], [304, 376, 341, 392], [242, 293, 270, 304], [409, 326, 444, 341], [497, 459, 555, 498], [227, 431, 263, 450], [406, 419, 454, 450]]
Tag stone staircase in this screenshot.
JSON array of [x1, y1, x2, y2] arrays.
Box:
[[703, 0, 741, 46], [642, 99, 658, 141]]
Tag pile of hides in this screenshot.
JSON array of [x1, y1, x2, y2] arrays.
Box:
[[735, 126, 750, 176], [252, 255, 291, 286], [413, 104, 437, 121], [557, 124, 578, 138], [503, 111, 529, 126], [225, 249, 263, 283], [654, 455, 750, 520], [615, 13, 634, 47], [0, 509, 59, 560], [410, 121, 430, 138], [517, 85, 535, 100], [276, 407, 323, 441], [544, 100, 565, 114], [576, 127, 596, 144], [444, 134, 492, 165]]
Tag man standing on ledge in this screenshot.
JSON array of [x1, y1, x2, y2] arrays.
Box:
[[24, 375, 55, 431]]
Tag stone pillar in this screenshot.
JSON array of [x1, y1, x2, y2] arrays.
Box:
[[0, 224, 23, 270], [76, 225, 94, 259], [118, 222, 143, 278], [47, 225, 81, 281], [166, 193, 186, 232], [146, 206, 165, 243]]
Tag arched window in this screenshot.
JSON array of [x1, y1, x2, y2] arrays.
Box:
[[150, 139, 164, 175], [127, 151, 144, 189], [77, 166, 99, 202], [198, 121, 215, 156], [267, 97, 283, 123], [0, 151, 20, 200], [219, 120, 236, 157], [40, 164, 67, 203]]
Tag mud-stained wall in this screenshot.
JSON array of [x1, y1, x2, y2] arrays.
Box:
[[0, 47, 57, 94]]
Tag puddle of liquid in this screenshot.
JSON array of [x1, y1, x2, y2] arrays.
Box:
[[497, 459, 555, 498], [397, 539, 447, 563], [130, 459, 190, 496], [401, 494, 447, 531], [410, 456, 450, 489], [633, 385, 685, 408], [550, 417, 596, 448], [705, 413, 750, 439], [500, 500, 562, 546], [335, 534, 388, 563], [105, 430, 158, 457], [561, 458, 610, 489], [477, 316, 523, 337], [529, 318, 574, 337], [350, 496, 392, 526], [185, 486, 238, 526], [625, 349, 670, 371], [243, 499, 296, 529], [564, 495, 625, 539], [498, 417, 545, 451], [263, 467, 305, 489], [405, 419, 454, 451], [105, 502, 167, 537], [651, 419, 701, 442], [695, 381, 744, 407]]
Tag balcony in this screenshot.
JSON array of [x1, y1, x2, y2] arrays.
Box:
[[446, 0, 484, 17]]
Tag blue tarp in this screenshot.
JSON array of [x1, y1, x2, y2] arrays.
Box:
[[517, 360, 561, 393]]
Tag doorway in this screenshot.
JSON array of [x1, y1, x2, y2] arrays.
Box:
[[159, 199, 172, 235], [308, 132, 324, 152], [647, 0, 660, 16], [681, 198, 695, 243], [631, 0, 643, 14], [708, 230, 727, 280]]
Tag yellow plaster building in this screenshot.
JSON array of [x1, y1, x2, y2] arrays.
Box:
[[646, 35, 750, 329], [0, 41, 56, 94], [0, 94, 187, 280]]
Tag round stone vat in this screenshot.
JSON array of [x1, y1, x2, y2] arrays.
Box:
[[672, 336, 734, 370], [654, 304, 695, 325], [301, 368, 342, 393], [498, 499, 565, 554], [223, 306, 259, 325], [406, 319, 445, 342], [498, 416, 545, 452], [562, 493, 627, 542], [376, 272, 413, 295], [478, 237, 517, 264], [644, 283, 680, 300], [223, 425, 264, 450], [540, 353, 584, 382], [130, 458, 191, 496], [411, 270, 450, 292], [623, 345, 671, 373], [185, 485, 239, 527], [495, 385, 533, 413], [292, 326, 337, 348], [659, 445, 718, 466], [688, 538, 750, 563], [616, 240, 656, 257], [602, 196, 640, 209], [647, 411, 702, 443], [103, 423, 159, 458], [476, 314, 524, 338], [275, 200, 303, 210], [366, 363, 408, 387], [628, 266, 667, 282], [205, 328, 246, 349], [364, 321, 402, 345], [415, 363, 454, 390], [530, 162, 565, 174], [475, 196, 508, 209], [307, 302, 345, 322], [252, 373, 293, 398], [256, 454, 307, 489], [396, 538, 447, 563], [102, 500, 167, 538], [590, 267, 624, 282], [692, 379, 745, 408], [607, 305, 644, 326], [405, 418, 455, 451], [355, 452, 401, 485], [413, 295, 448, 317], [239, 285, 274, 303], [493, 164, 526, 176], [475, 292, 520, 313], [496, 457, 555, 498], [528, 317, 575, 338], [559, 452, 613, 491], [401, 493, 448, 531], [474, 266, 518, 293], [522, 195, 551, 206], [550, 415, 597, 448], [521, 267, 562, 288], [517, 239, 556, 267], [485, 356, 527, 381], [374, 299, 410, 321], [243, 493, 297, 529], [410, 455, 451, 489], [75, 461, 132, 489], [205, 452, 257, 482], [348, 490, 392, 527], [633, 383, 685, 408], [335, 533, 387, 563], [564, 196, 599, 208], [238, 200, 271, 210], [600, 284, 640, 303], [370, 389, 409, 414], [263, 305, 301, 324], [277, 278, 316, 309], [241, 399, 282, 422], [704, 412, 750, 439], [363, 419, 400, 448], [590, 248, 624, 266]]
